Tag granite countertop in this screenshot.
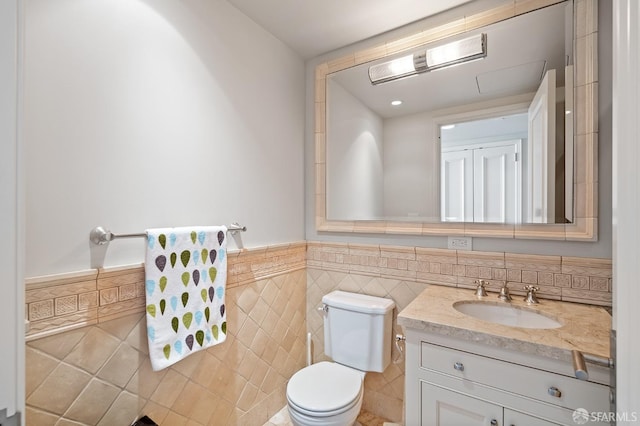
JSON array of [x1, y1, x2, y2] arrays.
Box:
[[398, 285, 611, 361]]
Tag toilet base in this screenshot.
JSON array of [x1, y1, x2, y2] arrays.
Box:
[[287, 397, 362, 426]]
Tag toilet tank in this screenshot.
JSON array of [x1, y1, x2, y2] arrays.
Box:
[[322, 291, 395, 372]]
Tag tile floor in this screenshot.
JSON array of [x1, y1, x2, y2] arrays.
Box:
[[264, 406, 393, 426]]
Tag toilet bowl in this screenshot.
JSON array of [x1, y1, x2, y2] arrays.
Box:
[[286, 361, 365, 426], [286, 291, 395, 426]]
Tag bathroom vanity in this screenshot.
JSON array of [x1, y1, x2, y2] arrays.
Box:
[[398, 286, 612, 426]]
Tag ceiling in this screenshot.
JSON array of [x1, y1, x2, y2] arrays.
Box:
[[225, 0, 473, 59]]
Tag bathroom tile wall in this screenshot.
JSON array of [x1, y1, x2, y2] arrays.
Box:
[[25, 243, 307, 426], [306, 241, 613, 423], [307, 242, 612, 306], [25, 240, 611, 425]]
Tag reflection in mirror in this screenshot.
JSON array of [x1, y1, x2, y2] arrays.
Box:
[[326, 1, 573, 225], [440, 114, 525, 224]]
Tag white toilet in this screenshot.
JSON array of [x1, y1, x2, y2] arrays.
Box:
[[286, 290, 395, 426]]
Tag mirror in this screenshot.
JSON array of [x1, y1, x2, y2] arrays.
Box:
[[315, 0, 598, 240]]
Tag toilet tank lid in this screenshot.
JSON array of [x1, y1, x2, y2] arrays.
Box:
[[322, 291, 395, 314]]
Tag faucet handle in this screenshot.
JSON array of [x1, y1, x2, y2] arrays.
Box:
[[523, 285, 540, 304], [474, 279, 488, 297], [498, 283, 512, 301]]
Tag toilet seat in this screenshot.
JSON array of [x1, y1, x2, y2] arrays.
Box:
[[286, 361, 363, 417]]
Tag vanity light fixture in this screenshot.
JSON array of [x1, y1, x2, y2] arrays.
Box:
[[368, 33, 487, 85], [369, 53, 427, 85], [426, 33, 487, 71]]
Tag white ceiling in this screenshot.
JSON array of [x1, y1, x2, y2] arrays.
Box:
[[225, 0, 473, 59]]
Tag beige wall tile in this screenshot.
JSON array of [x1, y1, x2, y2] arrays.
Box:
[[515, 0, 563, 15], [25, 407, 59, 426], [27, 327, 87, 360], [26, 280, 96, 304], [171, 381, 205, 418], [97, 391, 139, 426], [575, 0, 598, 37], [78, 291, 99, 311], [25, 240, 610, 426], [26, 252, 306, 425], [129, 358, 167, 400], [98, 312, 144, 340], [25, 347, 59, 398], [27, 363, 91, 415], [189, 390, 217, 425], [27, 309, 98, 340], [99, 287, 118, 306], [64, 327, 121, 374], [150, 369, 188, 408], [29, 299, 54, 321], [97, 342, 145, 387], [55, 295, 78, 316], [64, 378, 120, 424]]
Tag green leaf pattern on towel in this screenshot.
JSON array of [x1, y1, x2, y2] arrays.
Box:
[[146, 228, 227, 362]]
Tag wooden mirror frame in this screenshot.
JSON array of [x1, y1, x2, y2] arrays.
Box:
[[314, 0, 598, 241]]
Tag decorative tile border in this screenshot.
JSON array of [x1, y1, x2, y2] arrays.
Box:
[[27, 239, 610, 341], [306, 242, 612, 306], [25, 242, 307, 340]]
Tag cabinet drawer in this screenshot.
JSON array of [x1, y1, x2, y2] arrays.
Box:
[[421, 342, 610, 413]]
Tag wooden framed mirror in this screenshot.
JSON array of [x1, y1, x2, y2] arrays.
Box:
[[314, 0, 597, 240]]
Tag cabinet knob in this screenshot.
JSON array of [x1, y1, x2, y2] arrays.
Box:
[[490, 420, 498, 426], [453, 362, 464, 371], [548, 386, 562, 398]]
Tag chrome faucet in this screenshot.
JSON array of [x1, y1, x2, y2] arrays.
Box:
[[498, 283, 512, 302], [523, 285, 540, 304], [474, 279, 488, 297]]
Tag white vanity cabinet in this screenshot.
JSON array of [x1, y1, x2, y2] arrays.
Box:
[[405, 329, 612, 426], [421, 382, 558, 425]]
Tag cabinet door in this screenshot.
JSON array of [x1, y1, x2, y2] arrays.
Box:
[[504, 409, 560, 426], [422, 381, 502, 426]]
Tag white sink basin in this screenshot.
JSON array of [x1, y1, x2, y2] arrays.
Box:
[[453, 301, 563, 329]]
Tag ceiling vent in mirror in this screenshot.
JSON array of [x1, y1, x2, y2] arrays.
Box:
[[476, 60, 547, 94], [369, 33, 487, 85]]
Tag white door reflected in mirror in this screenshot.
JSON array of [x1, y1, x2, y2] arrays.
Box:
[[441, 140, 521, 223]]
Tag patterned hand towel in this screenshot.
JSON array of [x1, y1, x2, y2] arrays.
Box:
[[144, 226, 228, 371]]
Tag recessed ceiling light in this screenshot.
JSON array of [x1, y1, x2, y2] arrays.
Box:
[[391, 100, 403, 106]]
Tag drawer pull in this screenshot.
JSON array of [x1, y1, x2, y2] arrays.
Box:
[[453, 362, 464, 372], [548, 386, 562, 398]]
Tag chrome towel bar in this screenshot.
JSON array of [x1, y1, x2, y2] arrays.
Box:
[[90, 223, 247, 245]]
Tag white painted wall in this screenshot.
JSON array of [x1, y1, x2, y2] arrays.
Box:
[[326, 79, 384, 220], [612, 0, 640, 414], [382, 111, 439, 220], [0, 0, 24, 419], [23, 0, 305, 277]]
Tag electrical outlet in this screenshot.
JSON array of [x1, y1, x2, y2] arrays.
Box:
[[448, 236, 472, 251]]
